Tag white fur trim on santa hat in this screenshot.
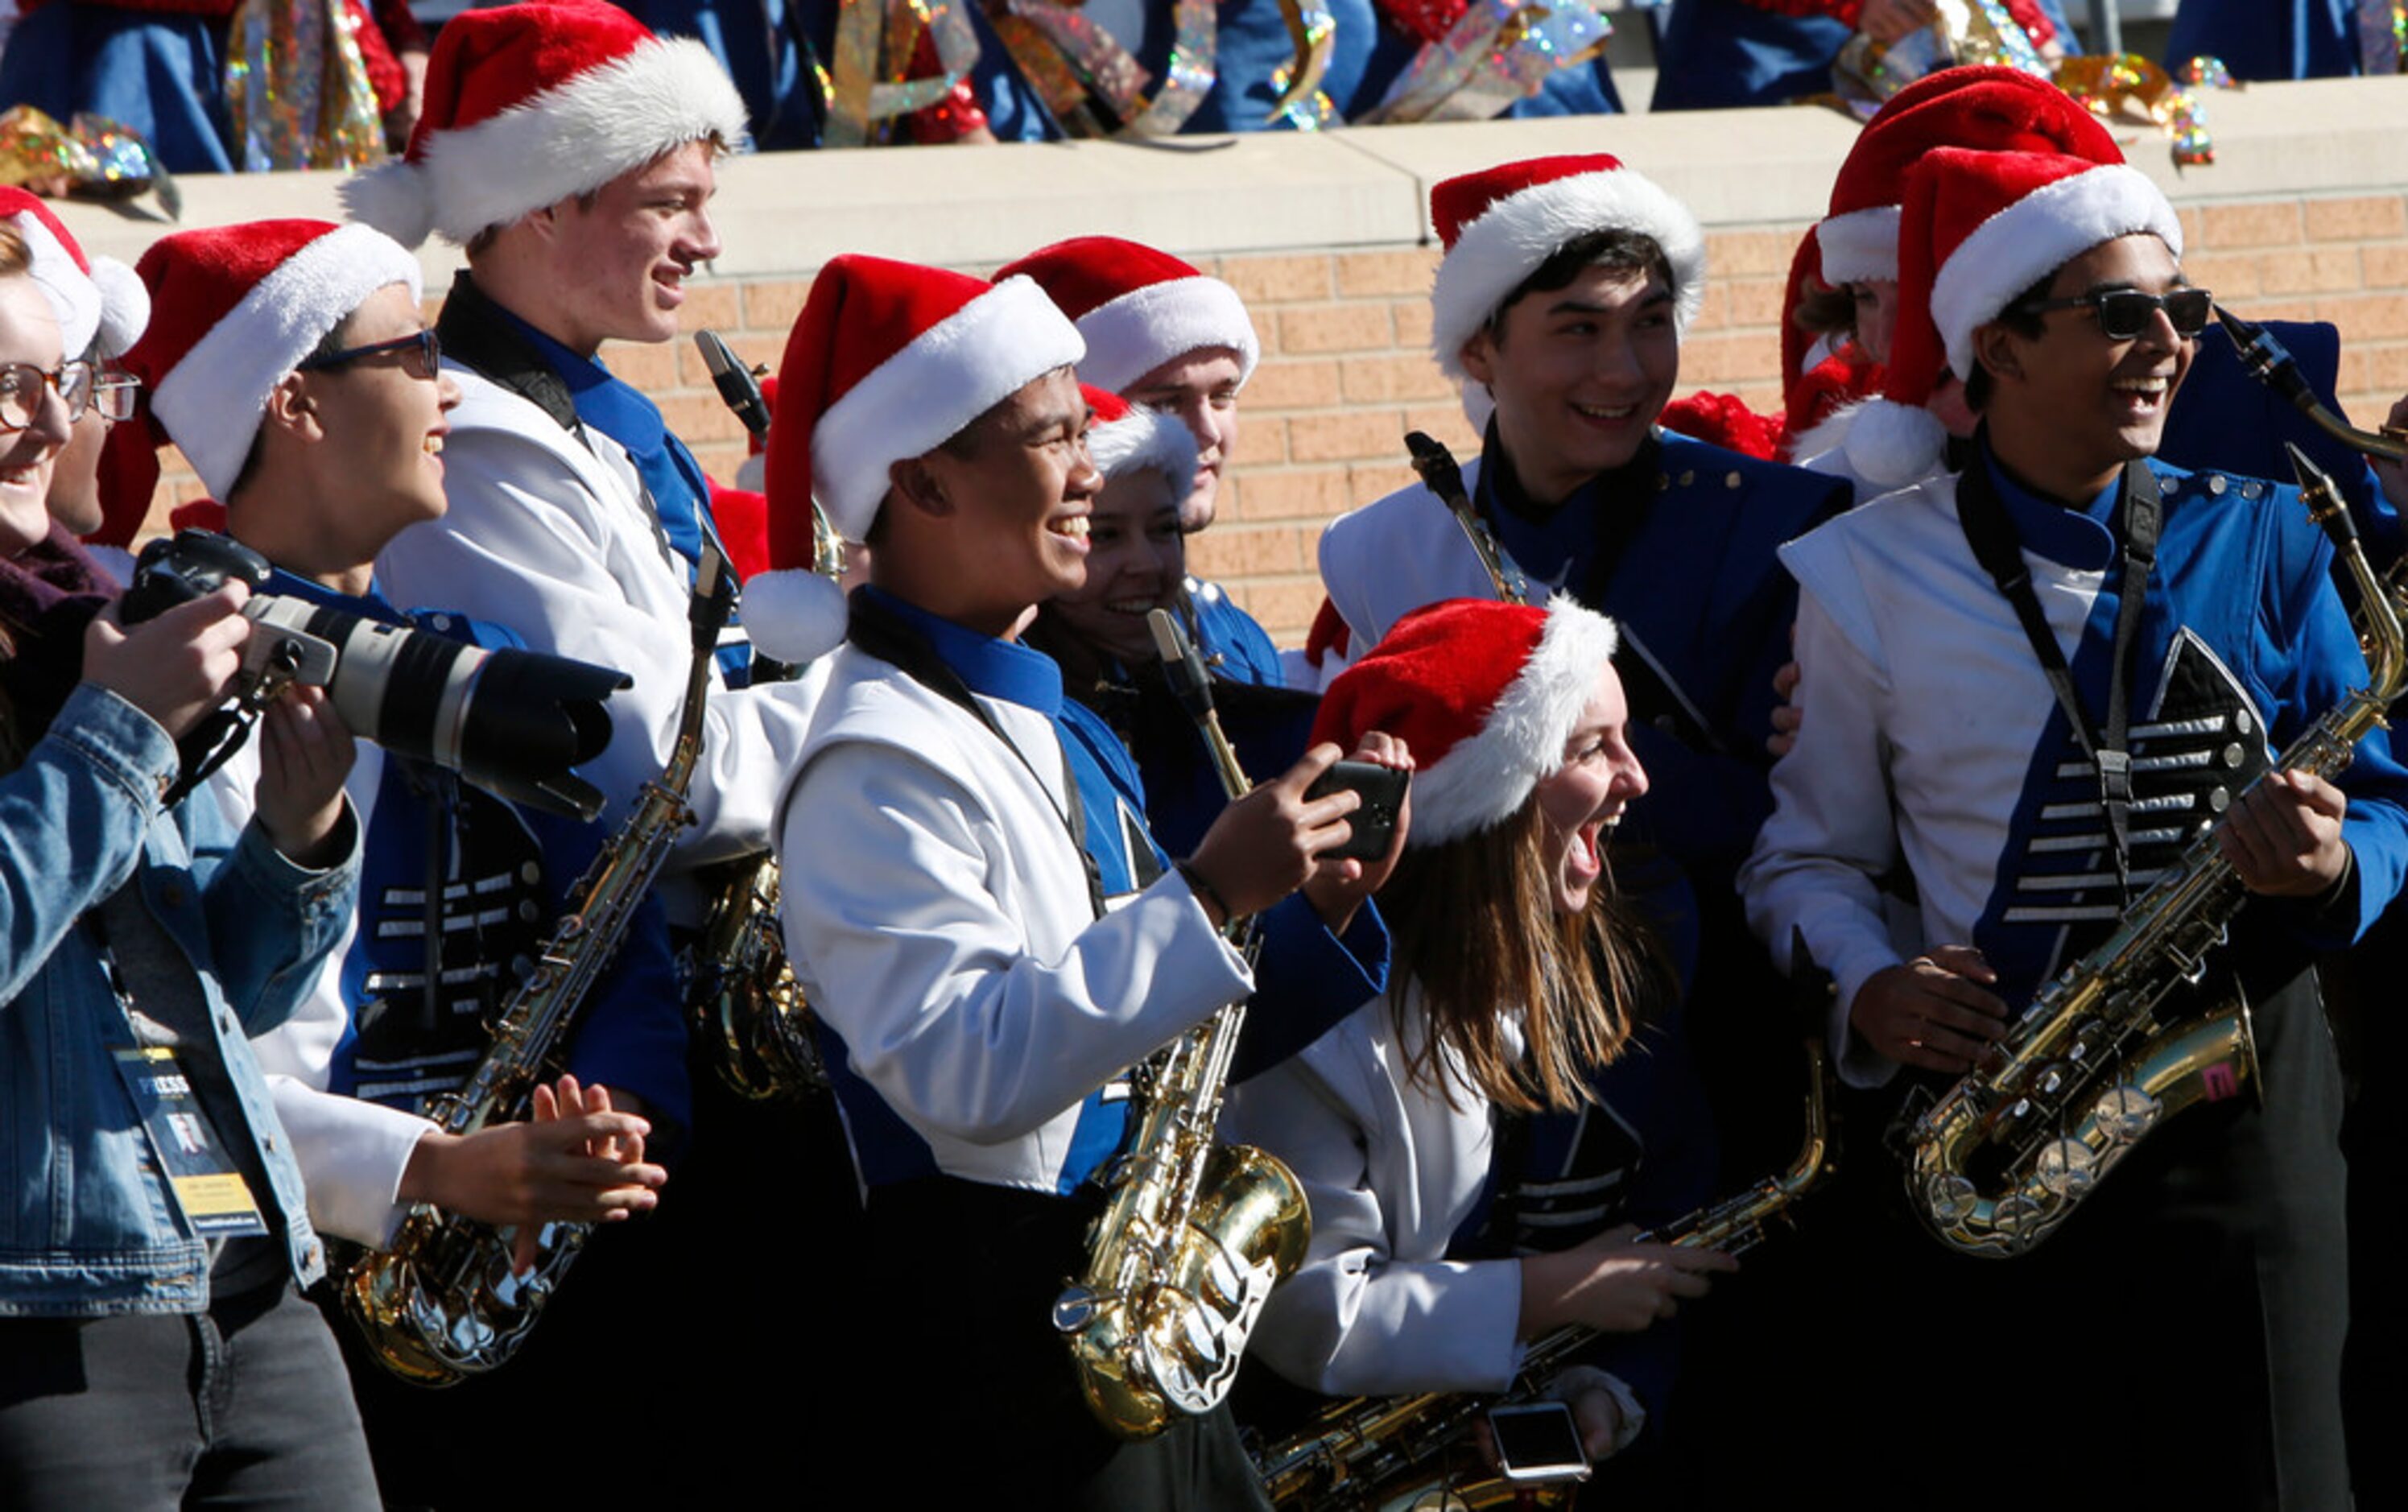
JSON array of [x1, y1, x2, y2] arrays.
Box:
[[342, 35, 747, 249], [12, 213, 100, 361], [1816, 205, 1902, 286], [1431, 168, 1707, 385], [87, 256, 150, 357], [1412, 595, 1621, 845], [151, 224, 423, 500], [1073, 275, 1260, 395], [1837, 397, 1950, 490], [1086, 403, 1198, 499], [813, 275, 1085, 541], [739, 568, 849, 666], [1931, 163, 2181, 380]]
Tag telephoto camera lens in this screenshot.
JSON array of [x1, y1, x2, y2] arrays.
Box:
[[242, 597, 626, 820]]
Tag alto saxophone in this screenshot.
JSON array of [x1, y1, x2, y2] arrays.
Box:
[[1052, 609, 1313, 1439], [1255, 1032, 1833, 1510], [1905, 443, 2406, 1258], [342, 544, 736, 1386], [682, 328, 826, 1101]]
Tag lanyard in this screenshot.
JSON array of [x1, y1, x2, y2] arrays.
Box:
[[846, 593, 1109, 922], [1956, 453, 2162, 900]]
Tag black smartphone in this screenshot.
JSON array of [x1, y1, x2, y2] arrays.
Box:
[[1303, 760, 1409, 861]]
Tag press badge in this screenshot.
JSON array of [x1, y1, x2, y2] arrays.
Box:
[[113, 1047, 269, 1237]]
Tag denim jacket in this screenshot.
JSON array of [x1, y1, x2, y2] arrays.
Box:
[[0, 682, 358, 1316]]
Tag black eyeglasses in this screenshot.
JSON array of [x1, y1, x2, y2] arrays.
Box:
[[296, 328, 443, 381], [2014, 287, 2214, 341], [0, 360, 94, 432]]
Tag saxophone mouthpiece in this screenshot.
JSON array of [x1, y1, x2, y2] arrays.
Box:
[[1405, 431, 1465, 502], [695, 330, 772, 440], [2212, 304, 2314, 407], [2284, 441, 2356, 542], [1147, 608, 1217, 724]]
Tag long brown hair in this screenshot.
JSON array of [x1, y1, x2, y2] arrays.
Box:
[[1378, 798, 1669, 1114]]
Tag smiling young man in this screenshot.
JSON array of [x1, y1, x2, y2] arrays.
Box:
[[344, 2, 815, 891], [1742, 148, 2408, 1508], [337, 11, 828, 1489], [123, 217, 679, 1506], [997, 236, 1286, 690], [745, 255, 1397, 1508], [1316, 155, 1848, 894]]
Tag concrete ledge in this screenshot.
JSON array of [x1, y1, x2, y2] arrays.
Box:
[[50, 75, 2408, 281]]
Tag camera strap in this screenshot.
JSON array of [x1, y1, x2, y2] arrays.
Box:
[[159, 707, 255, 811], [1956, 453, 2162, 901]]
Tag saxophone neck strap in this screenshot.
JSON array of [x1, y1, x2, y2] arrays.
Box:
[[1957, 448, 2162, 900], [846, 592, 1109, 922]]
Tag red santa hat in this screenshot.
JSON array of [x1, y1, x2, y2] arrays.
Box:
[[993, 237, 1260, 395], [1084, 385, 1199, 500], [121, 219, 423, 499], [1312, 595, 1620, 846], [744, 254, 1085, 664], [1427, 155, 1707, 391], [1785, 67, 2124, 437], [0, 188, 148, 361], [1813, 67, 2119, 291], [342, 1, 748, 249], [1836, 148, 2181, 489]]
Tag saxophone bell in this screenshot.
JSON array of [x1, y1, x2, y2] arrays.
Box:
[[341, 543, 732, 1386], [1054, 609, 1312, 1440], [1904, 443, 2406, 1257]]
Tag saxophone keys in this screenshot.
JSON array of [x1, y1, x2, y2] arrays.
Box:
[[2034, 1138, 2099, 1197], [1052, 1285, 1102, 1332], [2094, 1084, 2161, 1143], [1924, 1174, 1978, 1223], [1990, 1191, 2054, 1241]]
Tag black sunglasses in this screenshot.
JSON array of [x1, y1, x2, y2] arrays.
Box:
[[296, 328, 443, 380], [2014, 287, 2214, 341]]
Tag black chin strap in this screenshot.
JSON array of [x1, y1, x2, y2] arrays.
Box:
[[1956, 449, 2162, 902]]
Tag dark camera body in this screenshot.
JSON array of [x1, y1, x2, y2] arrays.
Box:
[[126, 531, 629, 820]]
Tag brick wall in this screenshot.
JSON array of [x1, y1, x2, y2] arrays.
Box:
[[151, 188, 2408, 647]]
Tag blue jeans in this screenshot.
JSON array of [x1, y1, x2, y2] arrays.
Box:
[[0, 1283, 378, 1510]]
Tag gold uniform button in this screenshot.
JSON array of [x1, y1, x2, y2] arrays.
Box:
[[1679, 470, 1696, 487], [1725, 470, 1742, 489]]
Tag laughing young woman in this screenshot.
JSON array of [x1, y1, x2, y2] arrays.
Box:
[[1225, 596, 1735, 1474]]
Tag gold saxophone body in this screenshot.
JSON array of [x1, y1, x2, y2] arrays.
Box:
[[1052, 609, 1313, 1439], [1905, 444, 2406, 1258], [341, 546, 735, 1386], [681, 329, 826, 1102], [686, 853, 820, 1099], [1256, 1036, 1832, 1510]]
